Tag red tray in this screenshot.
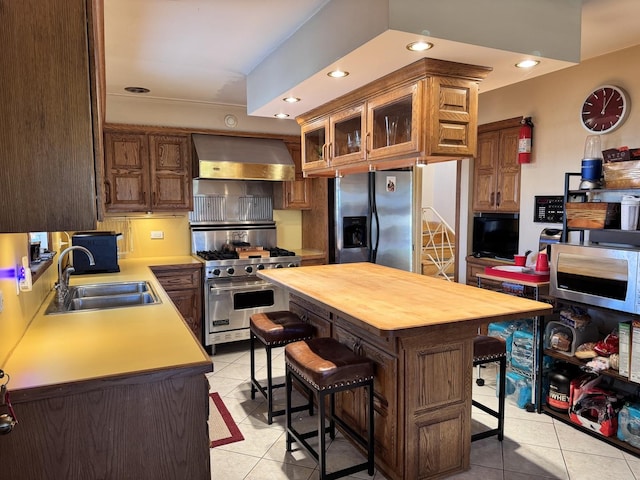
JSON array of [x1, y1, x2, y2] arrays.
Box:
[[484, 266, 550, 283]]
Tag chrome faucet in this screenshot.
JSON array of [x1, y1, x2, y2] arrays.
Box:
[[55, 246, 95, 304]]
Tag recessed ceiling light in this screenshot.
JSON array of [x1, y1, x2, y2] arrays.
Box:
[[124, 86, 150, 94], [515, 59, 540, 69], [406, 41, 433, 52], [327, 70, 349, 78], [283, 96, 300, 103], [274, 113, 290, 119]]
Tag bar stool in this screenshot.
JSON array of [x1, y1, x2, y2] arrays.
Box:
[[250, 311, 315, 424], [472, 335, 507, 441], [285, 337, 375, 480]]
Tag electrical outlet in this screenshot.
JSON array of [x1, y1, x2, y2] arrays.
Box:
[[0, 290, 4, 313], [150, 231, 164, 239]]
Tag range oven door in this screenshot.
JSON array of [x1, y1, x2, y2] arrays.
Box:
[[205, 278, 288, 345]]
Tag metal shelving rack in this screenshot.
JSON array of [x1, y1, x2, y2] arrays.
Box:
[[476, 273, 550, 413]]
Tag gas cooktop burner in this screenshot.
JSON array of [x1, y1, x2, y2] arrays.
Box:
[[196, 247, 297, 261], [268, 247, 297, 257], [196, 250, 238, 261]]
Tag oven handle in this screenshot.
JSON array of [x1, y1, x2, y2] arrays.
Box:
[[207, 280, 273, 293]]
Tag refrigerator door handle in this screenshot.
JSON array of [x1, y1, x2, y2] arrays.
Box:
[[369, 172, 380, 263]]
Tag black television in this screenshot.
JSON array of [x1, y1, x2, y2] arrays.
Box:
[[472, 214, 519, 260]]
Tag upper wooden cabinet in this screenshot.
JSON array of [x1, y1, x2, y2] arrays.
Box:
[[104, 130, 192, 213], [0, 0, 104, 232], [274, 141, 312, 210], [297, 58, 490, 177], [472, 118, 522, 213]]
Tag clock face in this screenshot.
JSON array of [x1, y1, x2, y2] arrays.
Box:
[[581, 85, 629, 133]]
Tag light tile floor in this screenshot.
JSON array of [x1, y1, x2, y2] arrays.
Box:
[[207, 341, 640, 480]]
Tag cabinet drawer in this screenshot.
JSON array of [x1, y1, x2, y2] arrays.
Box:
[[152, 266, 202, 291], [290, 294, 331, 321], [334, 316, 397, 353]]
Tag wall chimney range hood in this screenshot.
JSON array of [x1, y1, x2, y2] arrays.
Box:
[[192, 134, 295, 181]]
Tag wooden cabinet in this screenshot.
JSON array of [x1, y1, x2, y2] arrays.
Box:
[[465, 255, 512, 286], [472, 118, 522, 212], [152, 264, 203, 343], [333, 323, 399, 474], [289, 294, 331, 338], [273, 141, 312, 210], [3, 364, 211, 479], [104, 130, 192, 213], [0, 0, 104, 232], [297, 58, 490, 177]]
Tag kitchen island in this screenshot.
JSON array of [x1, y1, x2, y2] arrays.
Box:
[[0, 257, 212, 480], [259, 262, 552, 480]]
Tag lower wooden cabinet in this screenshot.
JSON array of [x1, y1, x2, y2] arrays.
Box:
[[289, 294, 331, 338], [3, 366, 211, 479], [465, 255, 512, 286], [152, 264, 203, 343], [288, 294, 399, 476], [333, 323, 399, 473]]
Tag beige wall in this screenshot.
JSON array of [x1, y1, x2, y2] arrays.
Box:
[[0, 235, 58, 365], [461, 44, 640, 281]]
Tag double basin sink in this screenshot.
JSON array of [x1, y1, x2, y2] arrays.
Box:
[[45, 281, 161, 315]]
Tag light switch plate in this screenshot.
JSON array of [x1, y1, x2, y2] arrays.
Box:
[[150, 231, 164, 239], [0, 290, 4, 313]]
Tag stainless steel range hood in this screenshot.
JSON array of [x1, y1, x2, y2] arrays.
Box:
[[192, 134, 295, 181]]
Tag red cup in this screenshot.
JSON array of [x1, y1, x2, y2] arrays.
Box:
[[535, 252, 549, 272], [514, 255, 526, 266]]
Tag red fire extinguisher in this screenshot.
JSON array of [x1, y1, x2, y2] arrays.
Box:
[[518, 116, 534, 164]]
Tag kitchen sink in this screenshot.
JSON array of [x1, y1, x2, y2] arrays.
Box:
[[45, 281, 161, 315], [71, 281, 151, 298]]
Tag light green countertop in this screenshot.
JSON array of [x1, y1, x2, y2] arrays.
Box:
[[4, 256, 211, 392]]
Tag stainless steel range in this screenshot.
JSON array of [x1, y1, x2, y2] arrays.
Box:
[[190, 180, 301, 351]]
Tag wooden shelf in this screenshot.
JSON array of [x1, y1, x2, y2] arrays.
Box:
[[544, 348, 632, 383]]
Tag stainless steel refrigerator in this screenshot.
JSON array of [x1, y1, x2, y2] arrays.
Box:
[[329, 168, 422, 272]]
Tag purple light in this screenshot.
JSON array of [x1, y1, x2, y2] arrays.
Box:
[[0, 268, 16, 279]]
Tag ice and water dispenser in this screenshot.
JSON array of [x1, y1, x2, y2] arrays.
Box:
[[343, 216, 367, 248]]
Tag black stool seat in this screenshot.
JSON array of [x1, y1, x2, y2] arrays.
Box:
[[472, 335, 507, 442], [474, 335, 506, 360], [250, 311, 314, 424], [285, 338, 375, 480]]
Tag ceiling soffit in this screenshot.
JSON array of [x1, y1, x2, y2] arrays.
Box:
[[247, 0, 581, 117]]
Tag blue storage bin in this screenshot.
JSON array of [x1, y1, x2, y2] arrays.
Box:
[[511, 330, 534, 373], [618, 403, 640, 448], [497, 370, 532, 409], [488, 319, 533, 361]]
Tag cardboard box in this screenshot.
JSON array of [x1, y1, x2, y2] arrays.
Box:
[[630, 320, 640, 383], [619, 321, 631, 379]]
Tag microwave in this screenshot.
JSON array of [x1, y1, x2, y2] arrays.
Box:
[[550, 243, 640, 314]]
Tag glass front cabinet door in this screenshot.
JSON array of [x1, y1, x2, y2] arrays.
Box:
[[366, 82, 422, 162], [329, 105, 365, 168], [301, 118, 330, 172]]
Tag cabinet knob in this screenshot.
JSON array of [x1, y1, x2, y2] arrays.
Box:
[[104, 181, 111, 205], [490, 192, 495, 206], [496, 191, 501, 206]]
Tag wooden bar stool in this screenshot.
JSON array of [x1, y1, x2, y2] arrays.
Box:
[[250, 311, 315, 424], [472, 335, 507, 441], [285, 337, 375, 480]]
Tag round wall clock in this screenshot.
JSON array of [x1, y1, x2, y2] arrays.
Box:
[[580, 84, 629, 133]]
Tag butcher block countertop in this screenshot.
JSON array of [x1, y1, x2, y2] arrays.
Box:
[[259, 262, 553, 336], [4, 256, 211, 393]]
